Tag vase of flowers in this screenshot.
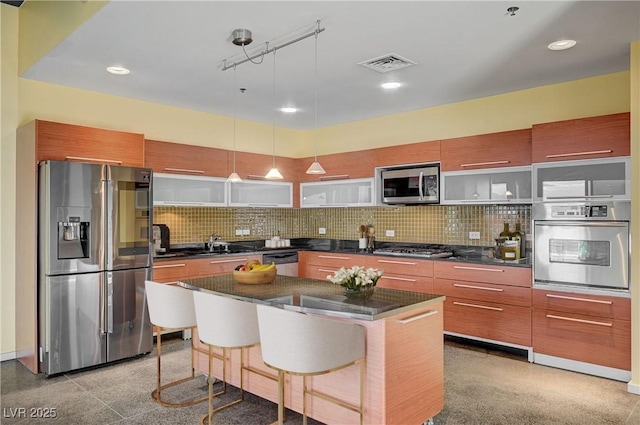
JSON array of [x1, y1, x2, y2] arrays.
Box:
[[327, 266, 383, 299]]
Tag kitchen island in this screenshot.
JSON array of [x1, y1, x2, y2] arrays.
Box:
[[179, 274, 445, 425]]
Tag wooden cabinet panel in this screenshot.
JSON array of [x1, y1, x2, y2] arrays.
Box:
[[434, 262, 531, 287], [36, 120, 144, 167], [152, 260, 190, 284], [232, 151, 295, 181], [533, 290, 630, 320], [303, 264, 341, 281], [440, 129, 531, 171], [532, 309, 630, 370], [373, 140, 441, 167], [434, 278, 531, 307], [377, 275, 433, 293], [301, 251, 371, 269], [145, 139, 229, 177], [531, 112, 630, 163], [189, 254, 261, 278], [366, 256, 434, 278], [443, 297, 531, 347], [297, 150, 375, 182]]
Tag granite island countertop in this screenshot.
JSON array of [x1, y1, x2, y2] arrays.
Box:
[[178, 274, 445, 321]]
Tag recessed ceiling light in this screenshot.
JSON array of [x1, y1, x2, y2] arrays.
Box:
[[381, 82, 402, 89], [547, 40, 576, 51], [106, 66, 130, 75], [280, 107, 297, 113]]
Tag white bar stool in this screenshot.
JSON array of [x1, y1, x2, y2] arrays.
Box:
[[193, 291, 277, 425], [144, 280, 207, 407], [256, 304, 366, 425]]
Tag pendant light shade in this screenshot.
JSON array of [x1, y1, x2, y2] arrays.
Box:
[[306, 22, 326, 175], [227, 65, 243, 183], [265, 49, 283, 180]]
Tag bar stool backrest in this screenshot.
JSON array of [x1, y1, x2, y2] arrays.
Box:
[[145, 280, 197, 329], [257, 305, 365, 374], [193, 291, 261, 348]]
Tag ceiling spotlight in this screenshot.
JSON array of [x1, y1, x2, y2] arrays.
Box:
[[381, 82, 402, 89], [280, 107, 298, 113], [106, 66, 130, 75], [232, 29, 253, 46], [548, 39, 577, 51], [506, 6, 519, 16]]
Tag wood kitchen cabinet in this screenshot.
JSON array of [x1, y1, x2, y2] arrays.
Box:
[[231, 151, 296, 181], [35, 120, 145, 166], [151, 260, 191, 284], [433, 261, 532, 347], [300, 178, 375, 207], [440, 129, 531, 171], [373, 140, 441, 167], [297, 150, 375, 182], [531, 112, 630, 163], [189, 254, 261, 278], [145, 139, 229, 177], [299, 251, 372, 280], [532, 289, 631, 373]]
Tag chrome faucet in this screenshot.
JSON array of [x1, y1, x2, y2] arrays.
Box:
[[208, 233, 222, 252]]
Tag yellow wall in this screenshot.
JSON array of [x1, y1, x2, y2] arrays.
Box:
[[1, 3, 19, 361]]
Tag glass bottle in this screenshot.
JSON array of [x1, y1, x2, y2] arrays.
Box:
[[499, 223, 511, 239], [510, 224, 522, 260], [514, 222, 526, 259]]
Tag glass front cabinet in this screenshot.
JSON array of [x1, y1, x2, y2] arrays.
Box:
[[228, 180, 293, 207], [153, 173, 227, 206], [441, 166, 532, 204], [300, 178, 375, 208]]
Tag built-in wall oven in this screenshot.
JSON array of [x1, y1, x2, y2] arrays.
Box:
[[533, 201, 630, 292]]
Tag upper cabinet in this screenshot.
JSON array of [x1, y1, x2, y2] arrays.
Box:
[[228, 180, 293, 208], [231, 151, 296, 182], [531, 113, 630, 163], [36, 120, 144, 167], [300, 178, 375, 208], [441, 166, 532, 204], [440, 129, 531, 171], [145, 139, 229, 177], [374, 140, 441, 168], [297, 150, 374, 182], [153, 173, 226, 207]]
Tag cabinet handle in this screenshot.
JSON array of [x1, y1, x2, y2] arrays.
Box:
[[319, 174, 350, 180], [453, 265, 504, 273], [545, 294, 612, 305], [209, 258, 249, 264], [382, 275, 417, 282], [247, 174, 267, 180], [317, 268, 338, 273], [397, 310, 438, 324], [65, 156, 122, 164], [153, 263, 187, 269], [318, 255, 351, 260], [376, 259, 418, 266], [169, 201, 206, 205], [453, 283, 504, 292], [546, 314, 613, 327], [248, 204, 279, 207], [460, 160, 510, 168], [545, 195, 614, 200], [163, 167, 205, 174], [453, 301, 504, 311], [546, 149, 612, 159]]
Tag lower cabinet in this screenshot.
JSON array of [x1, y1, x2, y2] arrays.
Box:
[[189, 255, 262, 278], [532, 289, 631, 371], [151, 260, 190, 284], [433, 261, 532, 347]]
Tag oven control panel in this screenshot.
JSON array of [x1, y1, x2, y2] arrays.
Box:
[[550, 204, 608, 218]]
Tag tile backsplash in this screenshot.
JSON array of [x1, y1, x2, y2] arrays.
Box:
[[154, 205, 531, 247]]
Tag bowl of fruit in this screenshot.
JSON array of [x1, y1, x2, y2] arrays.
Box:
[[232, 260, 277, 284]]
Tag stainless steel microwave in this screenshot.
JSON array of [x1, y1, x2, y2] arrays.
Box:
[[381, 164, 440, 204]]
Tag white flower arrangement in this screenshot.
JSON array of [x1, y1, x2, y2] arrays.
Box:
[[327, 266, 383, 291]]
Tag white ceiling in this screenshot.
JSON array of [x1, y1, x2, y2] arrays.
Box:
[[21, 1, 640, 131]]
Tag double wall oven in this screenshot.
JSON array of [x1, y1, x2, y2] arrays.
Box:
[[533, 201, 630, 292]]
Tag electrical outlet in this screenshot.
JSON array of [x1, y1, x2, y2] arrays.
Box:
[[235, 229, 243, 236], [469, 231, 480, 240], [242, 229, 250, 235], [318, 227, 326, 235], [385, 230, 395, 237]]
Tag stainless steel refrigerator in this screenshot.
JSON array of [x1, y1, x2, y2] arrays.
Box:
[[38, 160, 153, 375]]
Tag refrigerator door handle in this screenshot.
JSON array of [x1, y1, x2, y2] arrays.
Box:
[[107, 272, 114, 334], [99, 273, 106, 334], [105, 179, 114, 270]]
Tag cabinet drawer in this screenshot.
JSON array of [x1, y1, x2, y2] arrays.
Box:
[[302, 252, 371, 269], [302, 265, 340, 281], [533, 290, 630, 320], [152, 261, 190, 283], [443, 297, 531, 346], [533, 309, 630, 370], [190, 255, 261, 278], [368, 256, 433, 278], [434, 278, 531, 307], [377, 274, 433, 293], [434, 261, 531, 287]]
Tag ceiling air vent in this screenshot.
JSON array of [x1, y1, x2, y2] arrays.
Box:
[[358, 53, 417, 73]]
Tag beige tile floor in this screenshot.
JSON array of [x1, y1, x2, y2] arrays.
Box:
[[1, 335, 638, 425]]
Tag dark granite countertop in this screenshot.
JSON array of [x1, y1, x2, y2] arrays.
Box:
[[154, 238, 531, 268], [178, 274, 445, 321]]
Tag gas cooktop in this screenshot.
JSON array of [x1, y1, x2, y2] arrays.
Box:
[[372, 247, 453, 259]]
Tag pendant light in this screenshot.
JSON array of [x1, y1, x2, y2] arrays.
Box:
[[265, 48, 283, 179], [306, 21, 326, 175], [227, 64, 242, 183]]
